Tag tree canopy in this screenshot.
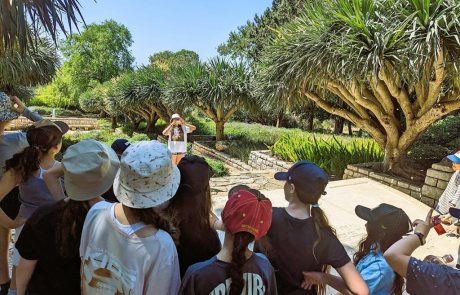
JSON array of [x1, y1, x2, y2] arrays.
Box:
[[258, 0, 460, 177]]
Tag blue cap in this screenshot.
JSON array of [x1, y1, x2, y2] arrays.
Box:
[[447, 151, 460, 164], [274, 160, 329, 199], [111, 139, 131, 155]]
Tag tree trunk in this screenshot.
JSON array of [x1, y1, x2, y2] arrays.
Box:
[[111, 116, 118, 130], [333, 117, 345, 134], [307, 114, 314, 131], [216, 121, 225, 141], [146, 114, 159, 134], [347, 121, 353, 136]]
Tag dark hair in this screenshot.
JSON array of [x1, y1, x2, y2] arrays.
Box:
[[291, 181, 335, 295], [5, 126, 62, 183], [353, 222, 405, 294], [227, 190, 268, 295], [228, 185, 251, 198], [55, 200, 91, 258], [127, 207, 179, 243]]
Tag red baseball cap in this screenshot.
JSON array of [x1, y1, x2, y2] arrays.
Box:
[[222, 189, 272, 240]]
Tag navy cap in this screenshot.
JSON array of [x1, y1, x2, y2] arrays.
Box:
[[274, 160, 329, 199], [447, 151, 460, 164], [355, 203, 412, 236], [449, 207, 460, 218], [111, 139, 131, 155]]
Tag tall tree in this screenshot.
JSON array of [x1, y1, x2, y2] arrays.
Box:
[[62, 20, 134, 93], [149, 50, 199, 71], [166, 57, 252, 141], [258, 0, 460, 178], [0, 0, 84, 54]]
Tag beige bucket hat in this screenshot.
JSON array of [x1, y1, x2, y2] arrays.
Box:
[[114, 140, 180, 208], [63, 139, 120, 201]]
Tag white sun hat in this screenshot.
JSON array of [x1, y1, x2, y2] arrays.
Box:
[[114, 140, 180, 208], [171, 113, 181, 120]]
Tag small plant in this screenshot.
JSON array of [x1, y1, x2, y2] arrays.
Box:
[[270, 135, 384, 178], [204, 157, 229, 177]]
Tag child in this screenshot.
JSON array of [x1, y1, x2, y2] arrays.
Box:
[[80, 141, 181, 295], [303, 204, 412, 294], [180, 188, 277, 295], [15, 139, 120, 295], [436, 150, 460, 216], [261, 160, 369, 295], [162, 114, 196, 164]]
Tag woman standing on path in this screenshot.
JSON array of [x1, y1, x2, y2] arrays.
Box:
[[259, 160, 369, 295], [166, 155, 221, 277], [162, 114, 196, 165], [80, 141, 181, 295], [0, 93, 42, 295], [302, 204, 412, 294], [180, 188, 277, 295], [0, 119, 68, 295], [15, 139, 120, 295]]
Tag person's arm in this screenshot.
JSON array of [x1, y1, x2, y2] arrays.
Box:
[[162, 123, 174, 136], [183, 121, 196, 133], [10, 96, 42, 122], [210, 212, 225, 231], [43, 163, 66, 201], [384, 209, 433, 278], [16, 257, 37, 295], [0, 170, 18, 202]]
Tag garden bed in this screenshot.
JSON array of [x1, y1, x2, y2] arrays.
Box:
[[191, 142, 252, 172]]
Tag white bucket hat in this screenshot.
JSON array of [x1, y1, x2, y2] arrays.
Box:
[[63, 139, 120, 201], [114, 140, 180, 208]]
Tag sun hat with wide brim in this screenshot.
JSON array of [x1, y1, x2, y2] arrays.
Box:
[[114, 140, 180, 209], [0, 92, 19, 122], [62, 139, 120, 201]]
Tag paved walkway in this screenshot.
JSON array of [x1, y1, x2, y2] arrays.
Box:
[[212, 177, 459, 266]]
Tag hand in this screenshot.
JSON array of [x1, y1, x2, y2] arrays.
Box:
[[441, 214, 452, 225], [445, 224, 460, 235], [301, 272, 326, 290], [413, 209, 434, 237], [10, 96, 26, 114]]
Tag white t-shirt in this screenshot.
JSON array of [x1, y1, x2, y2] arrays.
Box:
[[436, 171, 460, 214], [80, 201, 180, 295], [167, 125, 191, 154]]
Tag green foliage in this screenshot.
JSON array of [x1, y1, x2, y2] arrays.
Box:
[[203, 157, 229, 177], [62, 20, 134, 93], [149, 50, 199, 71], [270, 135, 384, 177], [63, 130, 150, 151], [28, 106, 82, 117]]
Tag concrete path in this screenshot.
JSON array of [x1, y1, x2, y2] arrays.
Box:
[[212, 177, 459, 266]]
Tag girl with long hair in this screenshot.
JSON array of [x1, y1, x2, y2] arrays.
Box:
[[162, 114, 196, 165], [259, 160, 368, 295], [166, 155, 221, 277], [80, 141, 181, 295], [14, 139, 120, 295], [180, 187, 277, 295], [0, 119, 68, 295], [303, 204, 412, 294]]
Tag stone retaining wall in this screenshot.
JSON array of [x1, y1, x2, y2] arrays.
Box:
[[192, 142, 252, 171], [343, 161, 455, 207], [248, 150, 292, 172]]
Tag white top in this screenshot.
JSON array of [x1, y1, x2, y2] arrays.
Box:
[[167, 125, 190, 154], [80, 201, 180, 295], [436, 171, 460, 214]]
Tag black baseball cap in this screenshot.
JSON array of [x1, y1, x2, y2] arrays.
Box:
[[355, 203, 412, 235], [449, 207, 460, 218], [111, 139, 131, 155], [274, 160, 329, 199]]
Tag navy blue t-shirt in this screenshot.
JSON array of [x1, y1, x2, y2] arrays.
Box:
[[258, 207, 350, 295], [180, 253, 278, 295]]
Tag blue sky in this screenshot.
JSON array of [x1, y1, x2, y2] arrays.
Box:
[[78, 0, 272, 66]]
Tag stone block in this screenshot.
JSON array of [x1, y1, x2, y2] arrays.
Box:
[[396, 187, 411, 195], [432, 163, 454, 173], [426, 169, 454, 182], [424, 176, 438, 187], [421, 185, 444, 199], [369, 172, 384, 181], [409, 185, 422, 192], [420, 197, 435, 208], [347, 165, 358, 172], [410, 191, 421, 199], [397, 181, 410, 189], [358, 168, 370, 176], [437, 180, 448, 190]]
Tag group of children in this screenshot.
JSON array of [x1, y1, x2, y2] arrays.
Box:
[[0, 94, 459, 295]]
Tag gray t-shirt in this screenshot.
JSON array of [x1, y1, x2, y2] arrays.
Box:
[[0, 108, 42, 178]]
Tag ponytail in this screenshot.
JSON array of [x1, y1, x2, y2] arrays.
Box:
[[127, 207, 180, 244], [5, 146, 41, 183], [229, 232, 255, 295]]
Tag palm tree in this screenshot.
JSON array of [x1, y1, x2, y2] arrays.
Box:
[[166, 57, 252, 141], [257, 0, 460, 178], [0, 0, 84, 54]]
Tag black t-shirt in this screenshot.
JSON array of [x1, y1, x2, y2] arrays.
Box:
[[258, 207, 350, 295], [180, 253, 278, 295], [15, 202, 81, 295]]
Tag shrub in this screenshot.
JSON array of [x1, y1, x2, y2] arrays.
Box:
[[270, 135, 383, 178], [204, 157, 229, 177], [407, 144, 451, 161]]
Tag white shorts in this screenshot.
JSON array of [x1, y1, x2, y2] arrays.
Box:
[[12, 225, 24, 266]]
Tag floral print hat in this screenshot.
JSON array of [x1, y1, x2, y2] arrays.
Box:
[[0, 92, 19, 122], [114, 140, 181, 209]]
